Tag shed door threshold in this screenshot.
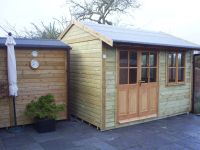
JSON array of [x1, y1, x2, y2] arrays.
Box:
[[118, 114, 157, 124]]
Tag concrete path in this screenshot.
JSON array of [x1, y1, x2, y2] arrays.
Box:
[[1, 114, 200, 150]]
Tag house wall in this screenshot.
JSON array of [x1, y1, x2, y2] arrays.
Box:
[[103, 47, 192, 130], [61, 25, 103, 128], [0, 48, 68, 128]]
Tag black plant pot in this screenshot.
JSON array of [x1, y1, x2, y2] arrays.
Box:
[[34, 119, 56, 133]]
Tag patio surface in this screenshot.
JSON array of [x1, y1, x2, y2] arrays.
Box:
[[1, 114, 200, 150]]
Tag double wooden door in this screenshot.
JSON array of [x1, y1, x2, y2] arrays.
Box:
[[118, 50, 158, 122]]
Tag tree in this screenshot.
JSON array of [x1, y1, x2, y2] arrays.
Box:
[[67, 0, 140, 25], [23, 22, 62, 39], [0, 0, 140, 39], [0, 16, 70, 39]]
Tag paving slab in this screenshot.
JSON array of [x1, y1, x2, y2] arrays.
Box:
[[40, 138, 76, 150], [0, 139, 6, 150], [2, 134, 36, 149], [0, 114, 200, 150], [6, 143, 44, 150], [74, 137, 117, 150]]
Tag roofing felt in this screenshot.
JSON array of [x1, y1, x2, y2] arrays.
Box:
[[0, 37, 70, 49], [82, 22, 200, 50]]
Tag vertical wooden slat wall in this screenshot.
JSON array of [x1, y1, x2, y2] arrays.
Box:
[[61, 25, 103, 128], [0, 48, 68, 128]]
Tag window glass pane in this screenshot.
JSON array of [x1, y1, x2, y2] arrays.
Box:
[[129, 69, 137, 84], [168, 53, 176, 67], [178, 68, 184, 82], [150, 68, 157, 82], [150, 52, 157, 67], [142, 52, 148, 67], [141, 68, 148, 83], [178, 52, 185, 67], [130, 51, 137, 67], [168, 68, 176, 82], [119, 69, 128, 84], [119, 51, 128, 67]]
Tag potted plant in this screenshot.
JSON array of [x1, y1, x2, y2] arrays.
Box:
[[25, 94, 65, 133]]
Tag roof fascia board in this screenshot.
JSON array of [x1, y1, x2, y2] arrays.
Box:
[[58, 21, 74, 40], [114, 41, 200, 51]]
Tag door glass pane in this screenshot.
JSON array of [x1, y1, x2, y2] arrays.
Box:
[[120, 51, 128, 67], [130, 51, 137, 67], [178, 52, 185, 67], [142, 52, 148, 67], [150, 68, 157, 82], [168, 53, 176, 67], [150, 52, 157, 67], [168, 68, 176, 82], [141, 68, 148, 83], [178, 68, 184, 82], [129, 68, 137, 84], [119, 69, 128, 84]]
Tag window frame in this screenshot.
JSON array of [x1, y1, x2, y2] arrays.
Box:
[[141, 51, 158, 83], [118, 50, 138, 85], [166, 51, 186, 86], [118, 50, 158, 85]]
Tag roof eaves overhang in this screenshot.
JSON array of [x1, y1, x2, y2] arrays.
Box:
[[113, 40, 200, 51], [0, 44, 71, 50]]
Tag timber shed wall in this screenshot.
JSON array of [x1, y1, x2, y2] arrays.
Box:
[[103, 44, 116, 129], [158, 51, 192, 116], [60, 22, 193, 130], [0, 48, 68, 128], [102, 47, 193, 130], [61, 25, 103, 129]]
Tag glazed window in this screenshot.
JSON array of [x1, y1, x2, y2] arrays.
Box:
[[167, 51, 185, 84], [119, 50, 158, 85], [141, 51, 157, 83], [119, 51, 137, 84]]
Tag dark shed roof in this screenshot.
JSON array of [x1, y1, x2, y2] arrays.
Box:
[[0, 37, 70, 49]]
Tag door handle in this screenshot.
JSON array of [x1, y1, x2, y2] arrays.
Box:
[[138, 80, 145, 86]]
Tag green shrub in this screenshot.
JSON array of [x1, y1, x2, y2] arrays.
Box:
[[25, 94, 65, 120]]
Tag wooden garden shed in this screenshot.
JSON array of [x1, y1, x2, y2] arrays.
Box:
[[0, 38, 70, 128], [59, 21, 200, 131]]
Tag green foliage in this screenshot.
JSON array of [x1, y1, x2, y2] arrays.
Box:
[[25, 94, 65, 120]]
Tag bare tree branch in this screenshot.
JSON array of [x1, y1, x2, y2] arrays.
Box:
[[0, 17, 70, 39], [67, 0, 140, 25]]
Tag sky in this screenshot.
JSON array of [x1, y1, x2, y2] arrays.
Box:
[[0, 0, 200, 44]]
